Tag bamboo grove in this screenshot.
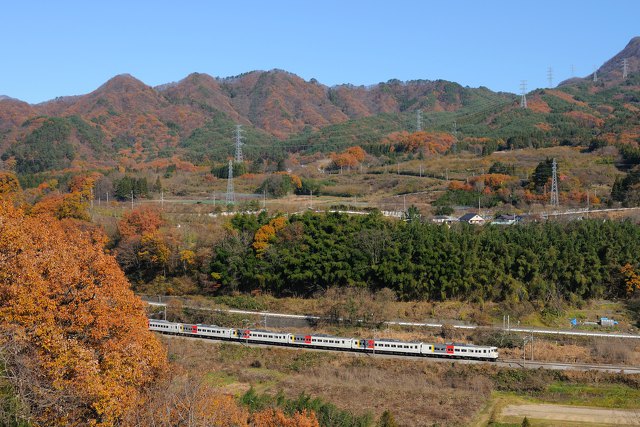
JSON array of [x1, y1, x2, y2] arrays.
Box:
[[208, 211, 640, 304]]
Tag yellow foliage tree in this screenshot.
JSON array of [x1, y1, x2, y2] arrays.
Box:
[[621, 263, 640, 296], [0, 171, 21, 197], [253, 216, 288, 256]]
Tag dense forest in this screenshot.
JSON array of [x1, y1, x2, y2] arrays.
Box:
[[203, 212, 640, 305]]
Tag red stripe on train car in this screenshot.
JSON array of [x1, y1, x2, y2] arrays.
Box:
[[192, 325, 198, 333], [367, 340, 374, 349], [304, 335, 312, 344], [446, 345, 454, 354]]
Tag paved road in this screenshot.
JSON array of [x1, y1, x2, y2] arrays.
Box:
[[145, 300, 640, 340]]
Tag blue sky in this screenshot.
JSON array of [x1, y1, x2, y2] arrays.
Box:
[[2, 0, 638, 103]]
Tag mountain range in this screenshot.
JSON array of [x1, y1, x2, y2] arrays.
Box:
[[0, 37, 638, 174]]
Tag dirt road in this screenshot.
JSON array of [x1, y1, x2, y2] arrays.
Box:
[[502, 404, 640, 425]]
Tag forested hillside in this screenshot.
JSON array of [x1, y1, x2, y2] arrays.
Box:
[[0, 37, 637, 179]]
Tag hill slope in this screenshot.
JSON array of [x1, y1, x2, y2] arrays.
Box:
[[0, 37, 638, 174]]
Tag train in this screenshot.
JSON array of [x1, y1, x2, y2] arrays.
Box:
[[149, 319, 499, 361]]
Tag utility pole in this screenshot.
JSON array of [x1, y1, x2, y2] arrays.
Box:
[[547, 67, 553, 87], [416, 109, 422, 132], [131, 190, 134, 210], [106, 192, 109, 204], [622, 58, 629, 79], [262, 189, 266, 210], [310, 189, 313, 210], [90, 187, 94, 209], [234, 125, 244, 163], [226, 160, 235, 205], [520, 80, 527, 109], [550, 158, 559, 208], [161, 190, 164, 210]]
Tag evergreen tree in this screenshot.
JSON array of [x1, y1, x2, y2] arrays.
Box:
[[152, 176, 162, 193]]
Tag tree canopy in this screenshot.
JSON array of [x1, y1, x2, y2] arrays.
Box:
[[0, 202, 167, 426]]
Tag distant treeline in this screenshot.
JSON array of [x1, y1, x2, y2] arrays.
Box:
[[207, 212, 640, 304]]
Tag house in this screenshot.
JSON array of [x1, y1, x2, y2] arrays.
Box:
[[458, 213, 486, 225], [431, 215, 458, 224], [490, 214, 523, 226]]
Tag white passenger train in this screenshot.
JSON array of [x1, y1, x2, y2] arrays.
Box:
[[149, 319, 498, 361]]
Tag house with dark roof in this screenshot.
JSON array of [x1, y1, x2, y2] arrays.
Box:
[[458, 213, 486, 225]]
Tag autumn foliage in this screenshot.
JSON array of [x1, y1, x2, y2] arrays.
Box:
[[253, 216, 288, 255], [0, 202, 168, 426], [118, 206, 164, 239], [0, 172, 21, 196], [330, 145, 367, 169], [621, 263, 640, 296], [383, 131, 455, 154]]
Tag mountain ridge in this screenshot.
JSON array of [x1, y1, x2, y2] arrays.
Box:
[[0, 37, 638, 174]]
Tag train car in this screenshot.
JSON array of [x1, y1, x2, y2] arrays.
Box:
[[196, 325, 232, 340], [243, 329, 290, 345], [431, 343, 498, 361], [231, 328, 289, 345], [149, 319, 183, 334], [369, 338, 422, 356], [292, 333, 352, 350]]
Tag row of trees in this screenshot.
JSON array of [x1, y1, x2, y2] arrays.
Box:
[[203, 211, 640, 304]]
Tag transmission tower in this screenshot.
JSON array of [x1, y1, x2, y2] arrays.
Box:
[[571, 64, 575, 77], [226, 160, 235, 205], [622, 58, 629, 79], [520, 80, 527, 109], [550, 158, 559, 208], [234, 124, 244, 163], [416, 110, 422, 132], [593, 65, 598, 82], [547, 67, 553, 87]]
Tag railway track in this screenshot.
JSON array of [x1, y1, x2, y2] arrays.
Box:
[[158, 332, 640, 375], [145, 300, 640, 340]]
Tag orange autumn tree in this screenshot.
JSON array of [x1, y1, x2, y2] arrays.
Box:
[[621, 263, 640, 296], [383, 131, 456, 154], [116, 207, 168, 281], [118, 206, 164, 239], [253, 216, 288, 256], [330, 146, 367, 170], [0, 202, 168, 426]]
